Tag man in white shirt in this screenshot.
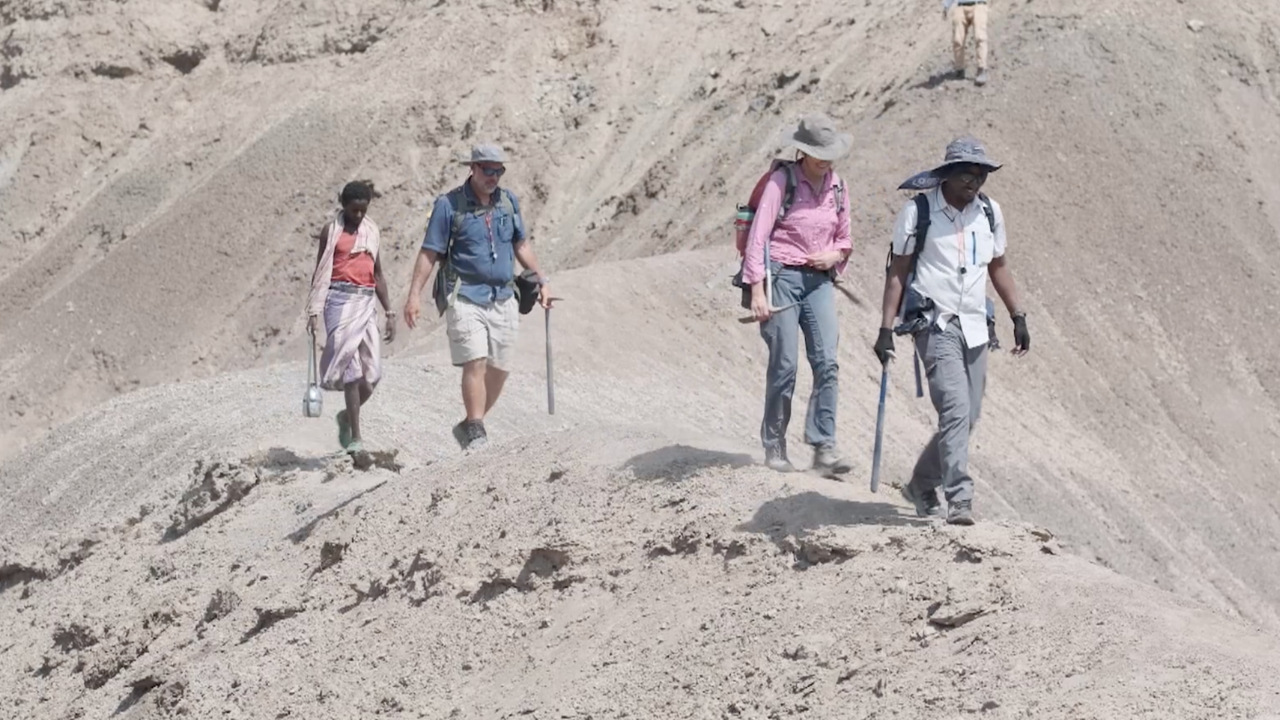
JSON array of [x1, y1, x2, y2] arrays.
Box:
[[873, 136, 1030, 525]]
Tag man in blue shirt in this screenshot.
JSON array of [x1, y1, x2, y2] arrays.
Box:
[[402, 143, 554, 449]]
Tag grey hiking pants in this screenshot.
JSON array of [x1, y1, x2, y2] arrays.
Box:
[[759, 264, 840, 454], [910, 317, 988, 503]]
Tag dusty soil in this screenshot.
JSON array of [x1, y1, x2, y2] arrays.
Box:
[[3, 0, 1280, 717]]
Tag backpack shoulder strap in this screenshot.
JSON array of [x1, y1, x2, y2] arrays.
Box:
[[910, 192, 932, 271], [445, 186, 471, 250], [498, 187, 517, 218], [978, 192, 996, 234], [779, 161, 798, 219]]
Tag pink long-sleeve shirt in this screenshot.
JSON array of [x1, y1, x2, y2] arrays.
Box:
[[740, 167, 852, 285]]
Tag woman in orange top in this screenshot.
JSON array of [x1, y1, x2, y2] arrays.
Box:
[[305, 181, 395, 454]]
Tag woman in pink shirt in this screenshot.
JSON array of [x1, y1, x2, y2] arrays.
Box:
[[740, 114, 854, 476]]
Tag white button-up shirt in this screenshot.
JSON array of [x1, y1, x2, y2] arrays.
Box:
[[891, 186, 1007, 349]]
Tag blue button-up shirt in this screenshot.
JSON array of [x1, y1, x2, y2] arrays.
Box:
[[422, 182, 527, 307]]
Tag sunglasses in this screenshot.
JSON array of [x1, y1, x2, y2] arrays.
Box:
[[953, 170, 987, 186], [478, 166, 506, 177]]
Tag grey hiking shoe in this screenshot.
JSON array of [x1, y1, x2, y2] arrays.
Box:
[[764, 445, 795, 473], [974, 68, 989, 86], [947, 499, 975, 526], [812, 445, 852, 477], [901, 481, 943, 518], [452, 419, 488, 450]]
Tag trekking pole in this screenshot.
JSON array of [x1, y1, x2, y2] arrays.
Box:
[[912, 348, 924, 398], [545, 304, 555, 415], [870, 360, 890, 493]]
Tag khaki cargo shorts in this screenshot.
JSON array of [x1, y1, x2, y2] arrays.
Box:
[[445, 295, 519, 371]]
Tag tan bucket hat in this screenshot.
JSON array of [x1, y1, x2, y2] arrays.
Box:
[[780, 113, 853, 161]]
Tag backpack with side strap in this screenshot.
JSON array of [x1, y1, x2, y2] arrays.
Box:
[[432, 184, 538, 316], [730, 159, 845, 309], [891, 191, 999, 396]]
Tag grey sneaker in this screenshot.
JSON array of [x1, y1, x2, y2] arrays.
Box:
[[452, 419, 487, 450], [901, 481, 943, 518], [764, 445, 795, 473], [974, 69, 989, 86], [812, 445, 852, 477], [947, 499, 975, 526]]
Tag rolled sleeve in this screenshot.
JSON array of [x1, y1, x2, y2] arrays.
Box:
[[890, 198, 919, 258], [422, 195, 452, 255], [740, 170, 785, 285]]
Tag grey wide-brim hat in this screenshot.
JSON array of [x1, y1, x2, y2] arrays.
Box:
[[897, 135, 1003, 190], [458, 143, 510, 165], [780, 113, 853, 162]]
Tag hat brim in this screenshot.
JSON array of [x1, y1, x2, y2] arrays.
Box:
[[783, 128, 853, 162], [459, 158, 511, 165], [929, 155, 1002, 175]]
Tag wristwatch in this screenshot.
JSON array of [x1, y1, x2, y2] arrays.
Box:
[[1011, 310, 1026, 321]]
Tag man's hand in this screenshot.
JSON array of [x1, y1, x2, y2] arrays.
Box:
[[873, 327, 896, 365], [806, 250, 844, 272], [403, 295, 421, 330], [307, 315, 319, 337], [1011, 314, 1030, 357], [384, 311, 397, 343], [538, 282, 555, 310]]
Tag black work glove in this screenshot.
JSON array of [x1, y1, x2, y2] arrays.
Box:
[[1011, 313, 1030, 356], [873, 327, 896, 365]]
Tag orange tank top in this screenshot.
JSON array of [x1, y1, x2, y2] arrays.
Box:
[[330, 228, 376, 287]]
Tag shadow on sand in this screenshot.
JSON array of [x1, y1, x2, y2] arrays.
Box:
[[286, 480, 389, 544], [909, 69, 962, 90], [736, 490, 925, 560], [621, 444, 756, 484]]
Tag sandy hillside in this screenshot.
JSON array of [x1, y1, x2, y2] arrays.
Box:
[[3, 0, 1280, 716], [5, 254, 1280, 718]]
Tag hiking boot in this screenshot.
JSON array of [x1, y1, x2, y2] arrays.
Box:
[[452, 419, 488, 450], [812, 445, 852, 477], [900, 481, 943, 518], [765, 445, 795, 473], [947, 499, 976, 526], [974, 69, 989, 86], [951, 68, 966, 81]]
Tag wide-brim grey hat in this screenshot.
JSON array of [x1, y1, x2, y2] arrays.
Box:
[[930, 135, 1002, 174], [897, 135, 1003, 190], [780, 113, 853, 162], [458, 143, 510, 165]]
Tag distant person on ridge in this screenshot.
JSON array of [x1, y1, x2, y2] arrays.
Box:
[[741, 113, 855, 477], [402, 143, 554, 450], [874, 136, 1030, 525], [943, 0, 990, 86], [306, 180, 396, 455]]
